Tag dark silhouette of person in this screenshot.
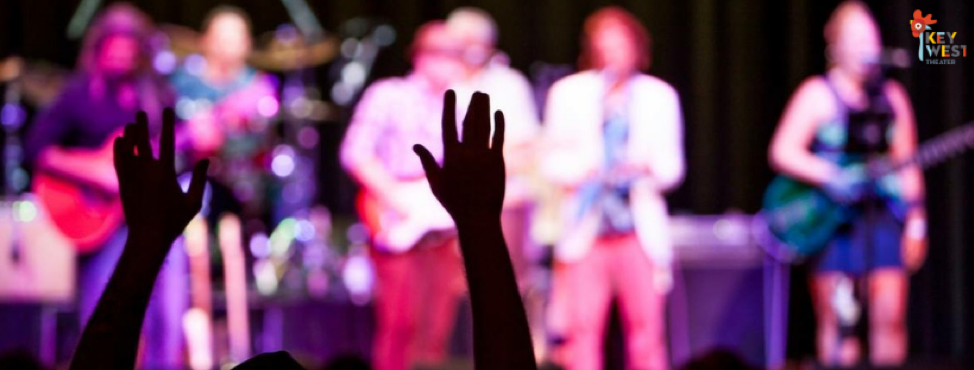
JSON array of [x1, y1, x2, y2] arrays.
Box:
[[69, 90, 536, 370]]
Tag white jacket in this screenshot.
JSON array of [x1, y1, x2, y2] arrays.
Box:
[[540, 70, 685, 266]]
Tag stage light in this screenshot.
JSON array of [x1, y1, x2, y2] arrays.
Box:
[[269, 218, 296, 257], [254, 259, 279, 295], [14, 200, 37, 223], [257, 95, 279, 118], [295, 219, 315, 242], [249, 232, 271, 258], [288, 96, 313, 119], [185, 54, 207, 76], [373, 25, 397, 47], [153, 51, 177, 74], [342, 61, 367, 86], [175, 97, 196, 120], [271, 145, 297, 177], [1, 103, 25, 127], [342, 247, 375, 306]]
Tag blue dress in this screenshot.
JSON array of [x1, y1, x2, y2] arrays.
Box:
[[811, 76, 903, 275]]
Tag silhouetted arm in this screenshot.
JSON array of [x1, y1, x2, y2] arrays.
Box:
[[414, 90, 536, 370], [69, 109, 208, 370]]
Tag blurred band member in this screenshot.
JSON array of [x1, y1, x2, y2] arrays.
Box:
[[541, 7, 684, 370], [340, 22, 467, 370], [769, 1, 925, 366], [24, 4, 185, 368], [170, 6, 276, 221], [446, 3, 542, 322]]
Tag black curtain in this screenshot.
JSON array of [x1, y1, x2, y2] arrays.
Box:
[[3, 0, 972, 363]]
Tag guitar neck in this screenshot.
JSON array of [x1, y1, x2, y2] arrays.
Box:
[[881, 121, 974, 175]]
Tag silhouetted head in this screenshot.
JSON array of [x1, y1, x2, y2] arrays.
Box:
[[233, 351, 306, 370], [322, 354, 371, 370], [201, 6, 253, 68], [580, 7, 652, 78], [679, 348, 756, 370], [824, 1, 882, 84], [410, 21, 465, 90]]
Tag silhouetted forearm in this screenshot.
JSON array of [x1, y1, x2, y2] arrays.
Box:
[[456, 216, 537, 370], [69, 234, 170, 370]]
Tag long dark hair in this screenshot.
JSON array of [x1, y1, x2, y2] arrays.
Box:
[[78, 3, 169, 116]]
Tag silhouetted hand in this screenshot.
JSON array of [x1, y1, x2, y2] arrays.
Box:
[[114, 108, 209, 247], [414, 90, 506, 225], [414, 91, 536, 369]]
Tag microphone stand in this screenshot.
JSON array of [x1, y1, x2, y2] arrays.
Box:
[[838, 64, 895, 367]]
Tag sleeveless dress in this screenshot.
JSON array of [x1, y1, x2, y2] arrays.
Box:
[[812, 76, 904, 275]]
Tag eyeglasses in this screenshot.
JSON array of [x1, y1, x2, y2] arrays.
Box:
[[417, 48, 465, 59]]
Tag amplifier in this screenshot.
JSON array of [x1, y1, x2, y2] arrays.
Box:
[[666, 214, 788, 370]]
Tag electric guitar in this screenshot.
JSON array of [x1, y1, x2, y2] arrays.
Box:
[[355, 179, 455, 253], [32, 136, 123, 254], [762, 122, 974, 259]]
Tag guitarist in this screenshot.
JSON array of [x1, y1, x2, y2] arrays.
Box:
[[768, 1, 926, 367], [23, 4, 186, 368], [340, 22, 467, 370]]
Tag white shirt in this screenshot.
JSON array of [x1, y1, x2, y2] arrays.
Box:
[[540, 70, 685, 266]]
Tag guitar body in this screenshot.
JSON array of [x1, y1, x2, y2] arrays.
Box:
[[763, 157, 908, 260], [33, 172, 123, 255], [763, 122, 974, 259], [355, 180, 455, 253], [762, 176, 852, 258]]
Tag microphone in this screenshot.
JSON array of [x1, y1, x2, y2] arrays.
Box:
[[864, 48, 911, 69]]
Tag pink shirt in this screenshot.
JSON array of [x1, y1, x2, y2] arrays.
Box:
[[341, 75, 446, 180]]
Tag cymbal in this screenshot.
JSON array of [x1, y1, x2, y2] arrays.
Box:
[[248, 31, 338, 71], [159, 24, 202, 58], [159, 23, 339, 72], [16, 60, 70, 107], [0, 56, 23, 83]]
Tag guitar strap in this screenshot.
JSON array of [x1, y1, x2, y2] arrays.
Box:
[[822, 74, 848, 125], [814, 74, 850, 153]]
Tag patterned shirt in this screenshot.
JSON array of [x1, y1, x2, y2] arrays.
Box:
[[341, 75, 446, 179]]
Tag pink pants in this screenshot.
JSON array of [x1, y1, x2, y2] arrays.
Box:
[[565, 234, 669, 370], [371, 239, 465, 370]]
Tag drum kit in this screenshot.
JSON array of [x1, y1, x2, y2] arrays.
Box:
[[0, 14, 393, 300]]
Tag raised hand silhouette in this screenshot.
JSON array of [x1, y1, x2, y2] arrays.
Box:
[[113, 108, 209, 247], [414, 90, 506, 225], [70, 109, 210, 370], [414, 90, 536, 370]]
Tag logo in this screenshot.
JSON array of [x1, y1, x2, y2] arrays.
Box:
[[911, 10, 966, 64]]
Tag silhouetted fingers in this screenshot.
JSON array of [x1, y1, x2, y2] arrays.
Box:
[[442, 90, 458, 148], [161, 108, 176, 169], [492, 110, 506, 155], [113, 138, 128, 176], [134, 112, 152, 159], [186, 159, 209, 215], [462, 92, 491, 148], [413, 144, 441, 192]]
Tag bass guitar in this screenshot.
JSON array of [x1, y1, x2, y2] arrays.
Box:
[[762, 122, 974, 259], [32, 136, 123, 254]]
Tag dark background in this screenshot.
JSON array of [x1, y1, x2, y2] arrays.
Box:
[[2, 0, 972, 364]]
